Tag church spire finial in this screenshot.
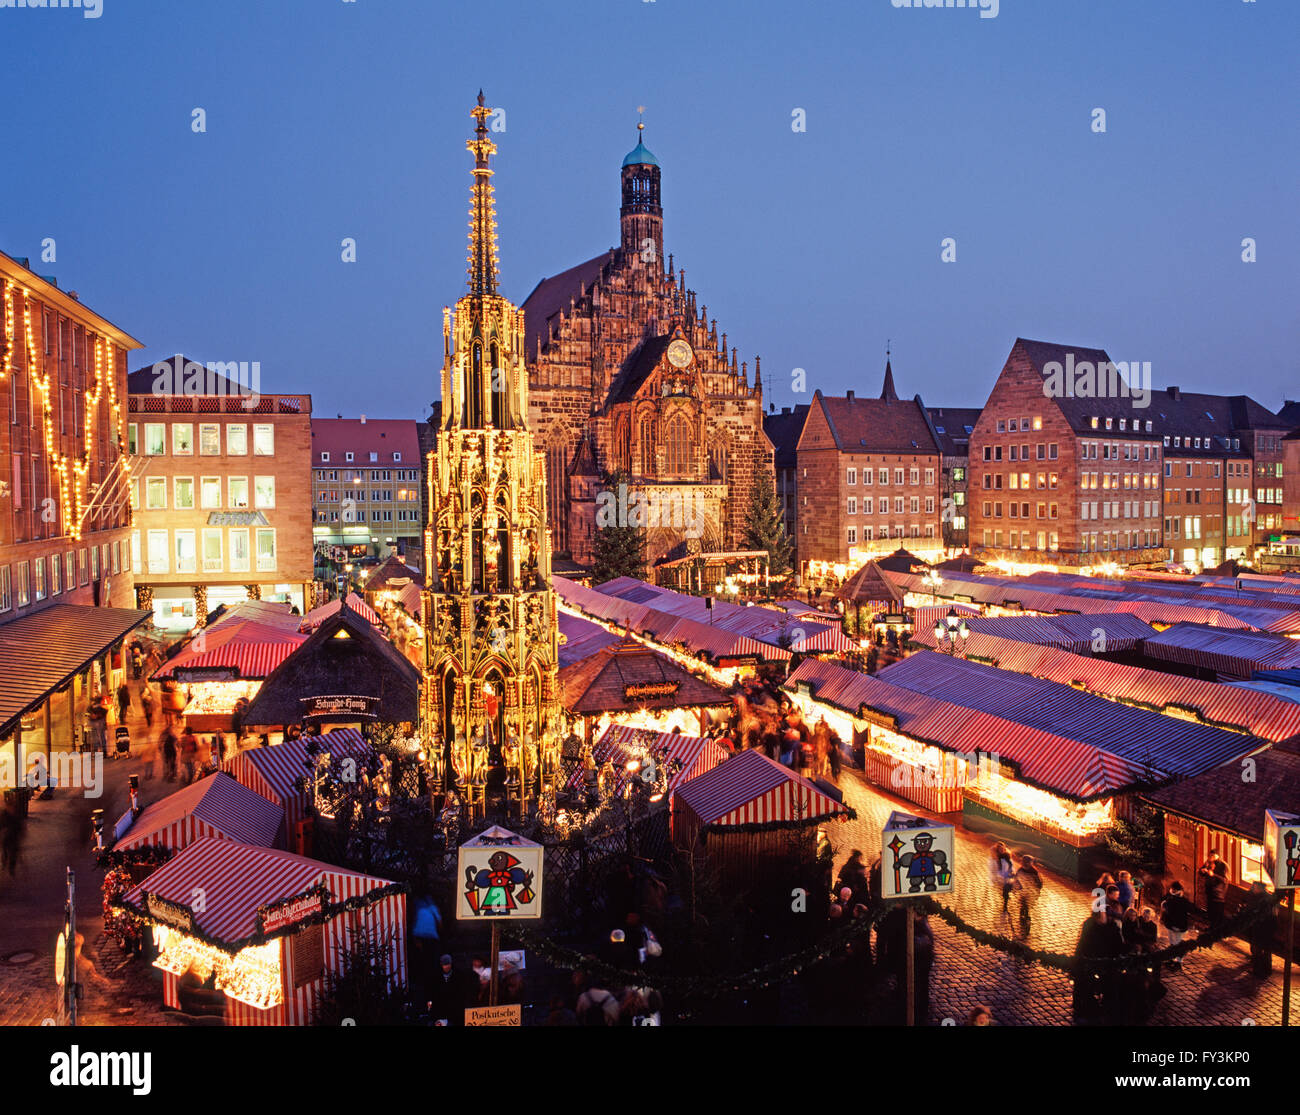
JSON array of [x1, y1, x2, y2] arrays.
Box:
[[466, 90, 500, 296], [881, 343, 899, 403]]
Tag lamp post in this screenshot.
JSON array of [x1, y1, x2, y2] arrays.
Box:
[[933, 607, 969, 656], [921, 568, 943, 606]]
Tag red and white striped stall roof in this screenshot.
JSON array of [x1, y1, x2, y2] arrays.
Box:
[[790, 626, 859, 653], [564, 726, 729, 799], [221, 729, 371, 830], [122, 836, 400, 947], [152, 620, 307, 681], [1142, 621, 1300, 679], [673, 748, 849, 827], [113, 772, 285, 853], [301, 593, 383, 631]]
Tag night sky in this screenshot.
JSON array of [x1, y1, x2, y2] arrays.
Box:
[[3, 0, 1295, 418]]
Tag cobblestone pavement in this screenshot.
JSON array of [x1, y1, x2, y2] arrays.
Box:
[[828, 770, 1291, 1026], [0, 683, 213, 1027]]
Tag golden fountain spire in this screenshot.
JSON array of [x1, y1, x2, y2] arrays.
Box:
[[466, 90, 500, 296]]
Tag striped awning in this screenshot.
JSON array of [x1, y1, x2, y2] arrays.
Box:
[[674, 747, 850, 827], [121, 836, 398, 949], [564, 725, 729, 799], [300, 593, 383, 631], [220, 729, 371, 830], [0, 604, 151, 737], [152, 620, 307, 681], [790, 627, 858, 653], [1142, 622, 1300, 679], [113, 772, 285, 852]]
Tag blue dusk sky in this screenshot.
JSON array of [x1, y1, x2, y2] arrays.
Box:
[[1, 0, 1296, 419]]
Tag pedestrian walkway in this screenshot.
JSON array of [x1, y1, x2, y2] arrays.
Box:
[[827, 769, 1291, 1025]]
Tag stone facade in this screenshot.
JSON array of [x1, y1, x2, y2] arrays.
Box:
[[521, 128, 773, 568]]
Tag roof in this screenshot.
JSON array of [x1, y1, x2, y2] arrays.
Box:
[[220, 729, 372, 806], [763, 405, 811, 469], [364, 555, 422, 593], [557, 610, 622, 667], [622, 140, 658, 167], [1146, 389, 1261, 453], [1145, 747, 1300, 841], [127, 355, 255, 398], [519, 252, 608, 362], [1011, 338, 1156, 434], [114, 773, 285, 852], [0, 605, 151, 736], [300, 592, 383, 631], [120, 836, 397, 950], [560, 638, 730, 715], [926, 407, 983, 458], [809, 390, 941, 455], [564, 725, 728, 800], [955, 611, 1156, 654], [880, 359, 899, 403], [310, 418, 421, 466], [835, 561, 906, 607], [0, 249, 144, 348], [151, 619, 307, 681], [875, 548, 932, 574], [606, 334, 672, 405], [1141, 622, 1300, 679], [1277, 401, 1300, 430], [673, 747, 850, 827]]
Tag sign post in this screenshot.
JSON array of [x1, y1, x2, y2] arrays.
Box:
[[881, 810, 955, 1027], [456, 826, 543, 1008], [1265, 809, 1300, 1027]]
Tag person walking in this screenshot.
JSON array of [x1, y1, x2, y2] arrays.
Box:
[[1116, 870, 1135, 913], [1160, 880, 1191, 970], [139, 683, 155, 729], [116, 681, 132, 725], [990, 843, 1015, 915], [1199, 851, 1229, 934], [0, 802, 23, 877], [1013, 855, 1043, 939], [161, 726, 179, 782]]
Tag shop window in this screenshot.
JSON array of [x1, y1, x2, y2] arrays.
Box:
[[172, 423, 194, 455], [253, 424, 274, 456], [227, 424, 248, 455]]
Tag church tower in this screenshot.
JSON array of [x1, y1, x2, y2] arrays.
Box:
[[422, 92, 562, 817], [619, 117, 663, 265]]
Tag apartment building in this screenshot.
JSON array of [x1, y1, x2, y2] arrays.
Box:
[[763, 403, 809, 544], [126, 356, 313, 629], [926, 406, 981, 553], [310, 417, 424, 566]]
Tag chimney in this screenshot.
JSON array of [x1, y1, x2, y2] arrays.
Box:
[[360, 414, 367, 424], [1166, 387, 1180, 401], [846, 389, 855, 401]]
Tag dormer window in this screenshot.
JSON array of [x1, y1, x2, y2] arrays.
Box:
[[1104, 417, 1113, 430], [1145, 421, 1152, 433], [1090, 417, 1099, 429], [321, 451, 330, 462], [1119, 419, 1127, 431], [345, 452, 354, 462], [394, 452, 402, 462]]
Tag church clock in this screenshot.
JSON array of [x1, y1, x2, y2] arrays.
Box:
[[666, 338, 693, 368]]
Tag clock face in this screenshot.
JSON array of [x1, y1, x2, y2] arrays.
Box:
[[666, 339, 693, 369]]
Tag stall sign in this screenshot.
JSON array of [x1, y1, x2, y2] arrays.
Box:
[[883, 614, 908, 625], [259, 888, 326, 934], [457, 826, 543, 921], [176, 667, 240, 682], [145, 892, 196, 933], [465, 1004, 521, 1026], [623, 681, 680, 701], [881, 810, 955, 900], [858, 705, 899, 732], [716, 655, 760, 668], [300, 694, 380, 718], [1264, 809, 1300, 890]]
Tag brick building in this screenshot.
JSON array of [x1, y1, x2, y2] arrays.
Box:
[[310, 417, 424, 567], [1, 250, 146, 773], [127, 356, 313, 630], [1280, 400, 1300, 541], [795, 364, 944, 580], [926, 406, 980, 552], [763, 404, 809, 544], [968, 338, 1166, 571], [520, 126, 773, 568]]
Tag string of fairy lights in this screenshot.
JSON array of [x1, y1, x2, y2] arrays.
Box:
[[1, 275, 125, 542]]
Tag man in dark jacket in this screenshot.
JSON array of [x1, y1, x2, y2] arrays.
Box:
[[1242, 882, 1275, 978], [1161, 881, 1191, 970], [1072, 909, 1122, 1022], [1199, 851, 1229, 933], [428, 954, 473, 1025]]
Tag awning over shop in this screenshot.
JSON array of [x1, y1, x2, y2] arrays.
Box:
[[300, 592, 383, 632], [1144, 747, 1300, 843], [560, 638, 730, 716], [557, 611, 622, 668], [0, 604, 150, 737], [221, 729, 371, 830], [1141, 621, 1300, 679], [152, 620, 307, 681], [673, 747, 851, 827], [564, 725, 729, 799], [113, 772, 285, 852]]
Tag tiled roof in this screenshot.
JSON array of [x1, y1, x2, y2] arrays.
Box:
[[127, 354, 251, 397], [813, 391, 940, 455], [926, 407, 982, 458], [519, 252, 609, 362], [1276, 400, 1300, 430], [1145, 747, 1300, 841], [310, 418, 421, 466], [763, 405, 810, 469], [606, 334, 672, 405], [559, 638, 730, 715]]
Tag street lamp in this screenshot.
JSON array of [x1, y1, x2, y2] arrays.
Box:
[[922, 568, 943, 605], [933, 607, 969, 655]]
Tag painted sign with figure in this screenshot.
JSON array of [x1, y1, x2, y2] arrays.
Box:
[[456, 826, 543, 920], [1264, 809, 1300, 890], [881, 809, 955, 899]]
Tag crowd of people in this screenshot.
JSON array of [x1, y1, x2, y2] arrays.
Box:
[[702, 675, 845, 782]]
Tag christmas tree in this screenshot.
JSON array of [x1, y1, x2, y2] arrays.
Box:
[[741, 468, 792, 576], [591, 470, 647, 585]]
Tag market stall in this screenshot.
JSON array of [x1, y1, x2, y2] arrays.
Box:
[[112, 772, 286, 853], [117, 836, 406, 1025], [300, 591, 384, 632], [562, 725, 729, 804], [835, 560, 908, 642]]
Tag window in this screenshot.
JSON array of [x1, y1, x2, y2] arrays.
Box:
[[369, 451, 378, 463], [664, 414, 692, 478], [51, 553, 61, 595], [1010, 473, 1019, 490], [848, 527, 857, 544], [894, 497, 905, 514], [878, 468, 888, 485], [202, 529, 223, 572], [983, 446, 992, 462], [952, 467, 965, 482], [345, 452, 354, 462], [0, 566, 9, 612], [228, 477, 249, 509], [909, 497, 919, 514], [255, 528, 277, 571], [15, 561, 30, 608], [199, 423, 221, 455], [129, 479, 139, 511], [864, 497, 873, 515], [174, 477, 195, 510], [925, 496, 934, 514], [393, 452, 402, 463], [112, 541, 120, 575], [145, 477, 167, 510], [847, 468, 857, 486], [227, 424, 248, 455], [128, 424, 138, 454], [147, 530, 169, 573], [254, 476, 275, 509], [253, 424, 274, 456], [144, 423, 166, 455], [996, 420, 1006, 434], [175, 530, 197, 574], [172, 423, 194, 455], [909, 468, 919, 485], [66, 551, 75, 588], [201, 477, 222, 509], [894, 469, 904, 485], [1010, 446, 1018, 462], [1032, 416, 1042, 431], [321, 451, 330, 462], [847, 498, 857, 515], [862, 468, 873, 486], [230, 529, 250, 573]]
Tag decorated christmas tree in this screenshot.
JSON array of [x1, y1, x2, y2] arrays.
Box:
[[741, 468, 792, 577], [591, 469, 647, 584]]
